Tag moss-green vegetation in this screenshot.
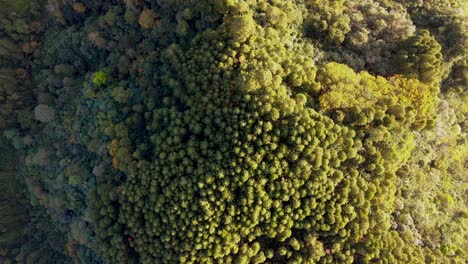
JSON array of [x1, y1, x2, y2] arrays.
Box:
[[0, 0, 466, 263], [92, 71, 108, 87]]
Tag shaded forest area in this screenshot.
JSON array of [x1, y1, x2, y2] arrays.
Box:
[[0, 0, 467, 263]]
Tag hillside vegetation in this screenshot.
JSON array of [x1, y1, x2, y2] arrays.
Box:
[[0, 0, 466, 263]]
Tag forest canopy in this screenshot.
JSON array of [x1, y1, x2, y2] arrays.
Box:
[[0, 0, 467, 263]]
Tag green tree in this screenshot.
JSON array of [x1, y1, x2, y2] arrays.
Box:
[[393, 30, 443, 86]]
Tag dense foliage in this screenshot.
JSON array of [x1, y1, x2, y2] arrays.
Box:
[[0, 0, 466, 263]]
